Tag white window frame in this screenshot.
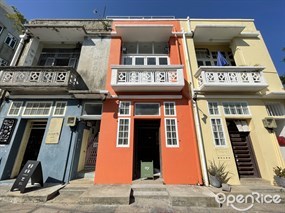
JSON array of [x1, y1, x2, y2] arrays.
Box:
[[222, 102, 251, 116], [164, 102, 176, 116], [122, 55, 169, 66], [118, 101, 131, 116], [7, 101, 23, 116], [0, 57, 8, 66], [53, 101, 67, 116], [208, 101, 220, 116], [116, 118, 131, 147], [4, 33, 17, 49], [195, 48, 235, 67], [134, 103, 160, 116], [22, 101, 53, 117], [210, 118, 227, 147], [165, 118, 179, 148]]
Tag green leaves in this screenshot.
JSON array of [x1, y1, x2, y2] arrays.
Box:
[[6, 6, 27, 33], [273, 166, 285, 177], [208, 160, 231, 184]]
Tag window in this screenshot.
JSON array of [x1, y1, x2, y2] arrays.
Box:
[[208, 102, 219, 115], [195, 49, 235, 67], [118, 101, 131, 116], [8, 102, 23, 116], [165, 118, 179, 147], [211, 118, 226, 146], [122, 56, 169, 66], [38, 48, 80, 68], [0, 58, 8, 66], [117, 118, 130, 147], [53, 102, 67, 116], [266, 103, 285, 116], [135, 103, 160, 115], [23, 102, 52, 116], [4, 33, 17, 49], [223, 102, 250, 115], [164, 102, 176, 116], [83, 103, 102, 115], [123, 42, 168, 54], [122, 42, 169, 66]]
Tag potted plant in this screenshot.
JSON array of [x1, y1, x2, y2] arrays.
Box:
[[273, 166, 285, 188], [208, 161, 231, 188]]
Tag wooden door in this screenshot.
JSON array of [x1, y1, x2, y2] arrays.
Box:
[[227, 120, 260, 178]]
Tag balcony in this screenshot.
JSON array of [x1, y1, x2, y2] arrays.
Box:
[[194, 66, 268, 92], [0, 66, 87, 95], [111, 65, 184, 92]]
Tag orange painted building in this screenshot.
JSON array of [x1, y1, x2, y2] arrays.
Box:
[[95, 19, 202, 184]]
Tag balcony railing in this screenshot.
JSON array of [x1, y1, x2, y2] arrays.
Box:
[[111, 65, 184, 92], [0, 66, 87, 94], [194, 66, 268, 92]]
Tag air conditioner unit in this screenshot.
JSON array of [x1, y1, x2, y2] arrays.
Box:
[[262, 118, 277, 129], [66, 116, 77, 126]]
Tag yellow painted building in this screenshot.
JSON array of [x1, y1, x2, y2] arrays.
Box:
[[180, 18, 285, 185]]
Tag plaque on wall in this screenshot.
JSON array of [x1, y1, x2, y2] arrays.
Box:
[[0, 118, 17, 144], [45, 118, 63, 144]]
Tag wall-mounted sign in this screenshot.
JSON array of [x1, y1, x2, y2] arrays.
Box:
[[0, 118, 17, 144], [10, 160, 43, 193], [46, 118, 63, 144]]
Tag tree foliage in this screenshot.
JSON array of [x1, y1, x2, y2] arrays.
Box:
[[6, 6, 27, 33]]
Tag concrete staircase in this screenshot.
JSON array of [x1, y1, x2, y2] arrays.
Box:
[[131, 182, 169, 203]]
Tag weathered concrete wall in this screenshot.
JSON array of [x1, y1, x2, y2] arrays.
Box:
[[28, 20, 113, 33], [0, 3, 20, 64], [77, 37, 111, 90]]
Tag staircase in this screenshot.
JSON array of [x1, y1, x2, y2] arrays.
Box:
[[131, 180, 169, 203], [229, 131, 259, 177]]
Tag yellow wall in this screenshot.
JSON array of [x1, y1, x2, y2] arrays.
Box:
[[180, 19, 285, 185]]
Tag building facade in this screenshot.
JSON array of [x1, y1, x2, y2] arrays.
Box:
[[94, 19, 202, 184], [0, 19, 112, 183], [181, 19, 285, 185], [0, 17, 284, 186], [0, 1, 20, 66]]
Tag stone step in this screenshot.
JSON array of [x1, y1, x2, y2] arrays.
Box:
[[240, 178, 271, 185], [59, 186, 88, 196], [133, 190, 169, 199], [132, 184, 167, 192]]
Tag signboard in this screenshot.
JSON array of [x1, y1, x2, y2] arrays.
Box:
[[0, 118, 17, 144], [141, 161, 154, 179], [10, 160, 43, 193], [45, 118, 63, 144]]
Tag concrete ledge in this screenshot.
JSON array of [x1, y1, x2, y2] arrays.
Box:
[[79, 184, 131, 205], [0, 184, 64, 203], [167, 185, 219, 207]]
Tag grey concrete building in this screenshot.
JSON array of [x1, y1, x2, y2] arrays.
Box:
[[0, 0, 20, 66], [0, 19, 112, 183]]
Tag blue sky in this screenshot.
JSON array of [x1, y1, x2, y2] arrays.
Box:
[[5, 0, 285, 75]]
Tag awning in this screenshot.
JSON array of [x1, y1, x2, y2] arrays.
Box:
[[193, 25, 245, 43], [114, 24, 173, 42], [26, 25, 87, 42]]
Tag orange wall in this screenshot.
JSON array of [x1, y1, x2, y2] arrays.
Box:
[[95, 19, 202, 184], [94, 99, 134, 184]]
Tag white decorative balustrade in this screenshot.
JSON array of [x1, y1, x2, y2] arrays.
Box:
[[0, 67, 87, 94], [111, 65, 184, 92], [194, 66, 268, 92]]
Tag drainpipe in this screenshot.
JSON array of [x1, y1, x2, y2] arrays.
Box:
[[182, 28, 209, 186], [10, 30, 30, 66]]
